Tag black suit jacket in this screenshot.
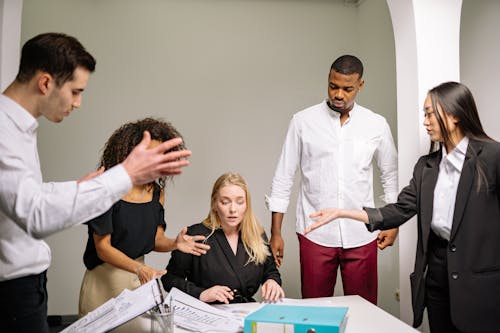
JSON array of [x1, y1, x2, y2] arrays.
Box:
[[365, 139, 500, 333], [161, 223, 281, 303]]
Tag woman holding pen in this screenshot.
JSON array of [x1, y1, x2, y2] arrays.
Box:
[[162, 172, 284, 304]]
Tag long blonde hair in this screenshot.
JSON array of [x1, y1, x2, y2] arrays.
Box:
[[202, 173, 269, 265]]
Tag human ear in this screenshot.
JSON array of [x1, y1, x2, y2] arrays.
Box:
[[358, 79, 365, 91], [37, 72, 53, 95]]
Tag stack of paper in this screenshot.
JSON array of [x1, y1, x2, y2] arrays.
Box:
[[168, 287, 243, 332], [61, 279, 244, 333], [61, 279, 163, 333]]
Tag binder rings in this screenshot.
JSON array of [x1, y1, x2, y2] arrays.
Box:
[[244, 304, 348, 333]]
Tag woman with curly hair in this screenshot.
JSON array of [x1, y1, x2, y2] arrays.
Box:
[[78, 118, 209, 332], [161, 172, 284, 304]]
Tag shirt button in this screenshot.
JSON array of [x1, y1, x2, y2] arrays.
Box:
[[451, 272, 459, 280], [449, 245, 457, 252]]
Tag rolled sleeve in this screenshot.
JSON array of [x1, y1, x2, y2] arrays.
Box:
[[265, 194, 289, 213], [363, 207, 385, 232]]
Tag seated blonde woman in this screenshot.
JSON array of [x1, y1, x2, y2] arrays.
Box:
[[161, 172, 284, 304]]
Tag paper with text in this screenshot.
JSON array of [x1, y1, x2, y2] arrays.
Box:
[[168, 287, 244, 332], [61, 278, 162, 333]]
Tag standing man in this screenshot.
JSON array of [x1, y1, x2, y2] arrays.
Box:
[[266, 55, 398, 304], [0, 33, 191, 332]]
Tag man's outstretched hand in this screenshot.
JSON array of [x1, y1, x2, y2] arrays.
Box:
[[122, 131, 192, 185]]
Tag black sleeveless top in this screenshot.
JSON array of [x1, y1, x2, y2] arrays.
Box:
[[83, 184, 166, 270]]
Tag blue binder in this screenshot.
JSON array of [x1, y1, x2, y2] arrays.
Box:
[[244, 304, 348, 333]]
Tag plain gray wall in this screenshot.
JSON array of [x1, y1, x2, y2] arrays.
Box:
[[461, 0, 500, 142], [20, 0, 400, 316]]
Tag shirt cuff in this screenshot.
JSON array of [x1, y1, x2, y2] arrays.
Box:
[[265, 195, 289, 213], [102, 164, 132, 202], [363, 207, 384, 232]]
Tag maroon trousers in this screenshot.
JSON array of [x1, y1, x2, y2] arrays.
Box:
[[297, 233, 378, 304]]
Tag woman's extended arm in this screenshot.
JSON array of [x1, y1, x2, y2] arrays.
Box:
[[154, 226, 210, 255], [93, 233, 166, 284], [304, 208, 369, 235]]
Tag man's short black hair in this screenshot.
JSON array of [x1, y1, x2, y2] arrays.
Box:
[[330, 55, 363, 78], [16, 32, 96, 86]]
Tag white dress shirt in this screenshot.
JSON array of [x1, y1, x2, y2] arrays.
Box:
[[431, 137, 469, 241], [266, 100, 398, 248], [0, 94, 132, 281]]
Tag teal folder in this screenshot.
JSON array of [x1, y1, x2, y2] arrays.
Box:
[[244, 304, 348, 333]]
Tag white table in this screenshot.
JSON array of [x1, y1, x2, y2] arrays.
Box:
[[174, 295, 419, 333], [301, 295, 418, 333]]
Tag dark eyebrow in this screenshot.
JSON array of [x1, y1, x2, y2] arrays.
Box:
[[329, 82, 354, 90]]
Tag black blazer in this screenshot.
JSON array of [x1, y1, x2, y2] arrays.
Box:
[[365, 139, 500, 332], [161, 223, 281, 303]]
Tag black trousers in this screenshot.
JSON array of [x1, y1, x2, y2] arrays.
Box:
[[0, 271, 49, 333], [425, 231, 462, 333]]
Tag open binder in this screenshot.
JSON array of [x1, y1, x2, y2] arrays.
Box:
[[61, 278, 243, 333], [61, 278, 165, 332]]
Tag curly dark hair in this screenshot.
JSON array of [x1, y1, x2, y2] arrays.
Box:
[[99, 117, 186, 187]]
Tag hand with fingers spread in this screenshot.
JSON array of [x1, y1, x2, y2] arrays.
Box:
[[200, 285, 234, 304], [305, 208, 343, 234], [305, 208, 369, 235], [261, 279, 285, 303], [175, 227, 210, 256], [121, 131, 192, 185]]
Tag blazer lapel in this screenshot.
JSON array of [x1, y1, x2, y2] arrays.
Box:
[[450, 141, 481, 242], [421, 151, 441, 250], [213, 230, 247, 289]]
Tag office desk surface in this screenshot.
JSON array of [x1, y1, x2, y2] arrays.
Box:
[[303, 295, 418, 333], [174, 295, 419, 333]]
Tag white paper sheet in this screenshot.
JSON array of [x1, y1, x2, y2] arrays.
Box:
[[61, 280, 248, 333], [168, 287, 244, 332], [61, 278, 163, 333]]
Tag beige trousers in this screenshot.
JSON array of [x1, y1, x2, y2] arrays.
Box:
[[78, 257, 150, 332]]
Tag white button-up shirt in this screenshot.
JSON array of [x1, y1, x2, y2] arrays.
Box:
[[431, 137, 469, 241], [266, 101, 398, 248], [0, 94, 132, 281]]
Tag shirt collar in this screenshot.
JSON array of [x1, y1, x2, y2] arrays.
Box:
[[323, 99, 359, 121], [441, 136, 469, 172], [0, 94, 38, 134]]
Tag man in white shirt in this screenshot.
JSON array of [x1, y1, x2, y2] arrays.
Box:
[[266, 55, 398, 304], [0, 33, 191, 332]]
